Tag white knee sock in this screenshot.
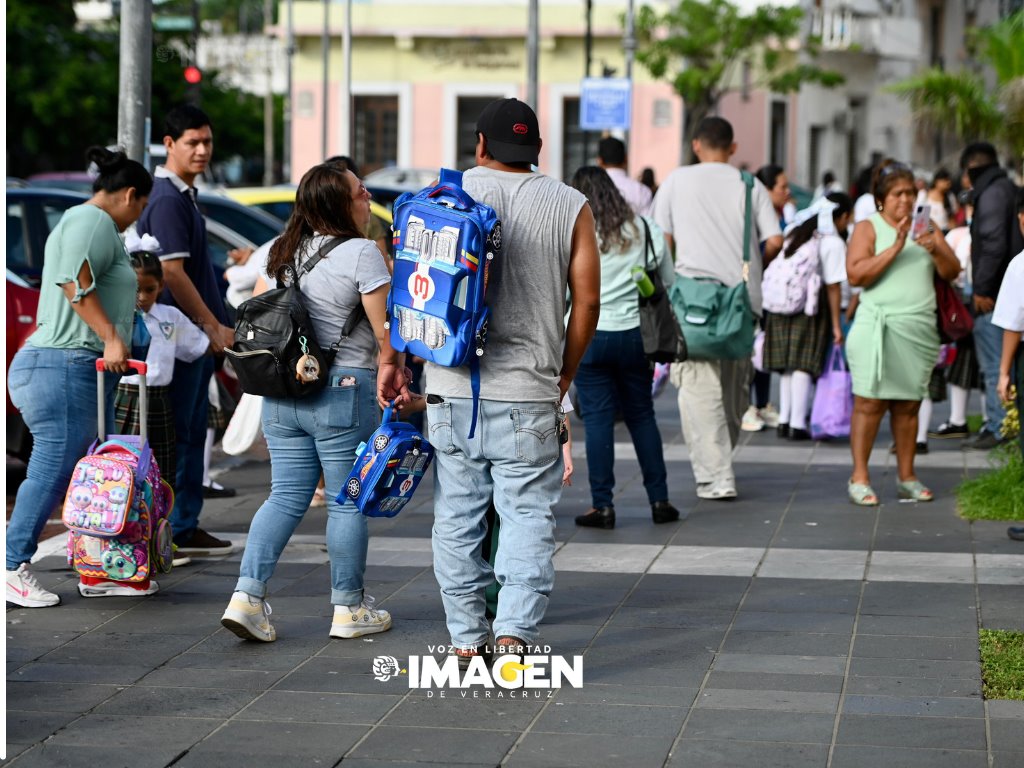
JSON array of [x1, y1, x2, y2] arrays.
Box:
[[203, 427, 215, 487], [949, 385, 968, 426], [917, 398, 932, 442], [779, 373, 793, 425], [790, 371, 813, 430]]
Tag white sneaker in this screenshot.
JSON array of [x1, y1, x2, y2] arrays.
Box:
[[79, 580, 159, 597], [6, 563, 60, 608], [221, 591, 276, 642], [741, 405, 765, 432], [330, 595, 392, 638], [758, 403, 781, 428], [697, 482, 738, 500]]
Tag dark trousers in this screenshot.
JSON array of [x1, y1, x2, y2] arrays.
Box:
[[169, 356, 215, 543]]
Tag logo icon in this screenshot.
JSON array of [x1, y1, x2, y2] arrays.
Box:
[[512, 123, 529, 135], [373, 655, 403, 682]]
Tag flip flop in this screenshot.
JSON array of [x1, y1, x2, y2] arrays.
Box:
[[848, 480, 879, 506]]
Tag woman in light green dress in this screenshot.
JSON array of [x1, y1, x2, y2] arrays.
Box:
[[845, 160, 961, 505]]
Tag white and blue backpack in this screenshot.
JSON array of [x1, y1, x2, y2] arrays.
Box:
[[386, 168, 501, 437]]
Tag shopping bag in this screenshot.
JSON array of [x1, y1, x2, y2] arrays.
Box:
[[222, 393, 264, 455], [810, 344, 853, 440]]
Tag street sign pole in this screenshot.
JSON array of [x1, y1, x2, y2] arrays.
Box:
[[117, 0, 152, 164], [527, 0, 539, 110]]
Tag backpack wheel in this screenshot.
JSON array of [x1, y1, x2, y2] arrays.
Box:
[[486, 222, 502, 254], [373, 434, 391, 452], [345, 477, 362, 499]]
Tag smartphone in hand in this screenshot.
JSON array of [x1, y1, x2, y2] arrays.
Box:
[[911, 203, 931, 239]]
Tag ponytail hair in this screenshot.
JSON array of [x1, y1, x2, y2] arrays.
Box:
[[86, 146, 153, 197], [129, 251, 163, 281]]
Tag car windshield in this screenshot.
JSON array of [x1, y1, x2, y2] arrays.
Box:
[[198, 198, 282, 246]]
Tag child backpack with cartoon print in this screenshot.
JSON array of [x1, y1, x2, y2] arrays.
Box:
[[386, 168, 501, 437], [761, 233, 823, 316]]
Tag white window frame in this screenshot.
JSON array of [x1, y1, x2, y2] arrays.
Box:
[[442, 83, 518, 169], [547, 82, 582, 181]]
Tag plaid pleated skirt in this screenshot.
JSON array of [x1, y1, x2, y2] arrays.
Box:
[[114, 383, 176, 483], [763, 303, 831, 378], [947, 335, 980, 390]]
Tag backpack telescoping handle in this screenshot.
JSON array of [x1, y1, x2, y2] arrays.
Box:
[[96, 359, 148, 443]]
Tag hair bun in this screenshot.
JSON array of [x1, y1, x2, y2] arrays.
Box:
[[86, 146, 128, 174]]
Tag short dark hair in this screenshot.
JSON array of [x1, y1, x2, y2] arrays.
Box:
[[932, 167, 952, 185], [86, 146, 153, 196], [959, 142, 998, 170], [130, 250, 164, 281], [164, 104, 212, 141], [871, 158, 914, 205], [693, 117, 733, 150], [597, 137, 627, 166], [324, 155, 360, 176], [755, 164, 785, 192], [823, 171, 836, 185]]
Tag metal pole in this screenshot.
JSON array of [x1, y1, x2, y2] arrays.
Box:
[[322, 0, 330, 160], [623, 0, 636, 151], [284, 0, 294, 181], [341, 0, 352, 155], [117, 0, 152, 164], [263, 0, 275, 185], [527, 0, 539, 110], [582, 0, 593, 164]]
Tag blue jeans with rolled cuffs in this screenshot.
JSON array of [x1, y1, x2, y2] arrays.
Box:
[[6, 345, 118, 569], [427, 397, 562, 648], [235, 366, 380, 606]]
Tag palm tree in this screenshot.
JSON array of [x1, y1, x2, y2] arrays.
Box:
[[888, 11, 1023, 168]]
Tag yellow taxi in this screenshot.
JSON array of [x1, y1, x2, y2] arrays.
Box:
[[223, 186, 393, 233]]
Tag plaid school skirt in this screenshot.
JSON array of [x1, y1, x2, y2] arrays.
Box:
[[947, 335, 980, 390], [763, 304, 831, 378], [114, 383, 176, 483]]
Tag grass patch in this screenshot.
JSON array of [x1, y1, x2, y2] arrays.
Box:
[[966, 413, 986, 434], [956, 446, 1024, 521], [979, 629, 1024, 700]]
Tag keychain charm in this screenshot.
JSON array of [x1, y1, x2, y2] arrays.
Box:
[[295, 336, 320, 383]]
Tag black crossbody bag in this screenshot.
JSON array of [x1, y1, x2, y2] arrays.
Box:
[[637, 218, 688, 364]]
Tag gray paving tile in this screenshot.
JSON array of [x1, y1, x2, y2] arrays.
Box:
[[991, 718, 1024, 751], [5, 607, 122, 632], [722, 630, 851, 657], [137, 666, 288, 690], [855, 614, 979, 637], [530, 701, 686, 737], [348, 725, 519, 764], [830, 745, 988, 768], [848, 656, 981, 679], [6, 681, 121, 713], [682, 708, 835, 743], [506, 732, 674, 768], [384, 694, 545, 729], [992, 752, 1024, 768], [713, 653, 847, 676], [1, 742, 33, 763], [696, 688, 839, 713], [742, 579, 861, 614], [668, 739, 830, 768], [705, 671, 845, 693], [732, 610, 856, 633], [172, 720, 366, 765], [5, 743, 179, 768], [989, 700, 1024, 720], [607, 607, 736, 630], [5, 629, 84, 656], [42, 713, 220, 751], [843, 675, 981, 698], [574, 660, 710, 688], [859, 583, 978, 617], [836, 714, 987, 749], [842, 694, 984, 718], [93, 685, 259, 718], [552, 683, 698, 707], [273, 657, 396, 695], [852, 635, 981, 661], [191, 626, 332, 656], [6, 710, 81, 745], [235, 690, 402, 724], [8, 662, 151, 686], [163, 650, 309, 672]]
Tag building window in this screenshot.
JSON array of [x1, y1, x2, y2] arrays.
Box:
[[456, 96, 501, 171], [809, 125, 825, 189], [562, 97, 585, 182], [770, 101, 788, 168], [353, 95, 399, 176]]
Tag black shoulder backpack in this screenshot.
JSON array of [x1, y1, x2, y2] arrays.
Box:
[[225, 236, 364, 399]]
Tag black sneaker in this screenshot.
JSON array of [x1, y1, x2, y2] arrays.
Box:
[[651, 501, 682, 524], [203, 482, 237, 499], [175, 528, 236, 556], [575, 506, 615, 529], [928, 422, 969, 439], [962, 430, 1006, 451], [916, 441, 929, 454], [777, 423, 790, 439]]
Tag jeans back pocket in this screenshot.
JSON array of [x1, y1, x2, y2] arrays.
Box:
[[426, 401, 456, 455], [323, 381, 359, 432], [512, 406, 559, 466]]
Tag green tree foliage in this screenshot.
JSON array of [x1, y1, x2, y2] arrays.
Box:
[[7, 0, 281, 180], [888, 11, 1023, 166], [634, 0, 843, 157]]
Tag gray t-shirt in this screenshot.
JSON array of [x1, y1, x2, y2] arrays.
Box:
[[651, 162, 781, 315], [269, 235, 391, 370], [425, 166, 587, 402]]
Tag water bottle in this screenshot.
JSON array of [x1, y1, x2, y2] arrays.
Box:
[[631, 266, 655, 298]]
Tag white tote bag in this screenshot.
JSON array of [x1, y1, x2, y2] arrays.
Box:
[[221, 393, 264, 455]]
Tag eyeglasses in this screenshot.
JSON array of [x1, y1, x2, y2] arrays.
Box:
[[878, 162, 912, 178], [352, 182, 369, 198]]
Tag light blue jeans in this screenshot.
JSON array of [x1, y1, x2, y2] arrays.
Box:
[[7, 345, 118, 569], [972, 312, 1006, 438], [236, 366, 379, 606], [427, 397, 563, 648]]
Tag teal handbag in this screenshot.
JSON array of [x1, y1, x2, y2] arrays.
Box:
[[669, 170, 756, 361]]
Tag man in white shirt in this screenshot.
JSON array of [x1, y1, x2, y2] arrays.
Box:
[[652, 117, 783, 500], [598, 137, 652, 216]]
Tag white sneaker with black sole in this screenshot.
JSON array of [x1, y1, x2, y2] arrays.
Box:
[[6, 563, 60, 608], [221, 591, 276, 642]]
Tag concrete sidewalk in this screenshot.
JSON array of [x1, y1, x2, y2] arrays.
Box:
[[6, 392, 1024, 767]]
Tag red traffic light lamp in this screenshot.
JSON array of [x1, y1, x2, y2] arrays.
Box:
[[184, 66, 202, 84]]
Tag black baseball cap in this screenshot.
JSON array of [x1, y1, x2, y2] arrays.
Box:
[[476, 98, 541, 166]]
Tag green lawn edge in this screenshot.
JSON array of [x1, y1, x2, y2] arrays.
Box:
[[956, 447, 1024, 521], [979, 629, 1024, 700]]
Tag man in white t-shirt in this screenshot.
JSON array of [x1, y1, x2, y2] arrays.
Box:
[[652, 117, 783, 499], [598, 137, 652, 216]]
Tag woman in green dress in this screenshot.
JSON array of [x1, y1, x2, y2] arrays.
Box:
[[845, 160, 961, 505]]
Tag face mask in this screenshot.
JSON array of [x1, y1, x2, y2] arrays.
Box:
[[966, 163, 994, 185]]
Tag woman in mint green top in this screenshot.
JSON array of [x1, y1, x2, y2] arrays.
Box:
[[6, 147, 152, 607], [844, 160, 961, 507]]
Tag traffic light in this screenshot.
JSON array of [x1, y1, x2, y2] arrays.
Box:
[[184, 65, 202, 85]]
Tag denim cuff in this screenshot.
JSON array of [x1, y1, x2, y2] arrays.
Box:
[[235, 577, 268, 599], [331, 587, 363, 607]]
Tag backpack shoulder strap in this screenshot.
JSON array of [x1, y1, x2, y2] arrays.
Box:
[[639, 216, 654, 270], [740, 170, 754, 265]]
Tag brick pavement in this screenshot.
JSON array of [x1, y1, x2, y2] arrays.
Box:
[[5, 392, 1024, 767]]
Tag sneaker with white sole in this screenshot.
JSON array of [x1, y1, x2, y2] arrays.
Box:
[[741, 405, 765, 432], [697, 482, 738, 500], [6, 563, 60, 608], [221, 591, 276, 642], [758, 403, 780, 428], [171, 544, 192, 568], [330, 596, 392, 638], [78, 580, 159, 597]]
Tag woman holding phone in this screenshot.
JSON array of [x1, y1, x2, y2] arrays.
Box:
[[844, 159, 961, 506]]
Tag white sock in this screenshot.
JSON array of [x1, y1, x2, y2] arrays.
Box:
[[203, 427, 215, 486], [779, 373, 793, 425], [917, 398, 932, 443], [949, 385, 968, 426], [790, 371, 813, 430]]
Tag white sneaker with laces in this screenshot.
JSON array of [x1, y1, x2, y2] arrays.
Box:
[[741, 405, 765, 432], [79, 580, 159, 597], [330, 595, 392, 638], [6, 563, 60, 608], [758, 403, 781, 428], [221, 591, 276, 642]]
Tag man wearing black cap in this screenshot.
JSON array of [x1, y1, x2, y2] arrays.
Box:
[[381, 97, 600, 662], [598, 136, 652, 216]]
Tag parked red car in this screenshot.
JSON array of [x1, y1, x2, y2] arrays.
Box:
[[6, 270, 40, 461]]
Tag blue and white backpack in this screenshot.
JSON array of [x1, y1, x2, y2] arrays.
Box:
[[339, 404, 434, 518], [386, 168, 501, 437]]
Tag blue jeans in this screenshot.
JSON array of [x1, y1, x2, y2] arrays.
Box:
[[169, 356, 215, 543], [573, 328, 669, 509], [236, 366, 379, 606], [7, 346, 117, 569], [427, 397, 562, 648], [973, 312, 1006, 438]]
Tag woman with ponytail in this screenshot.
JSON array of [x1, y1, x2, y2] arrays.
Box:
[[6, 147, 152, 608]]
